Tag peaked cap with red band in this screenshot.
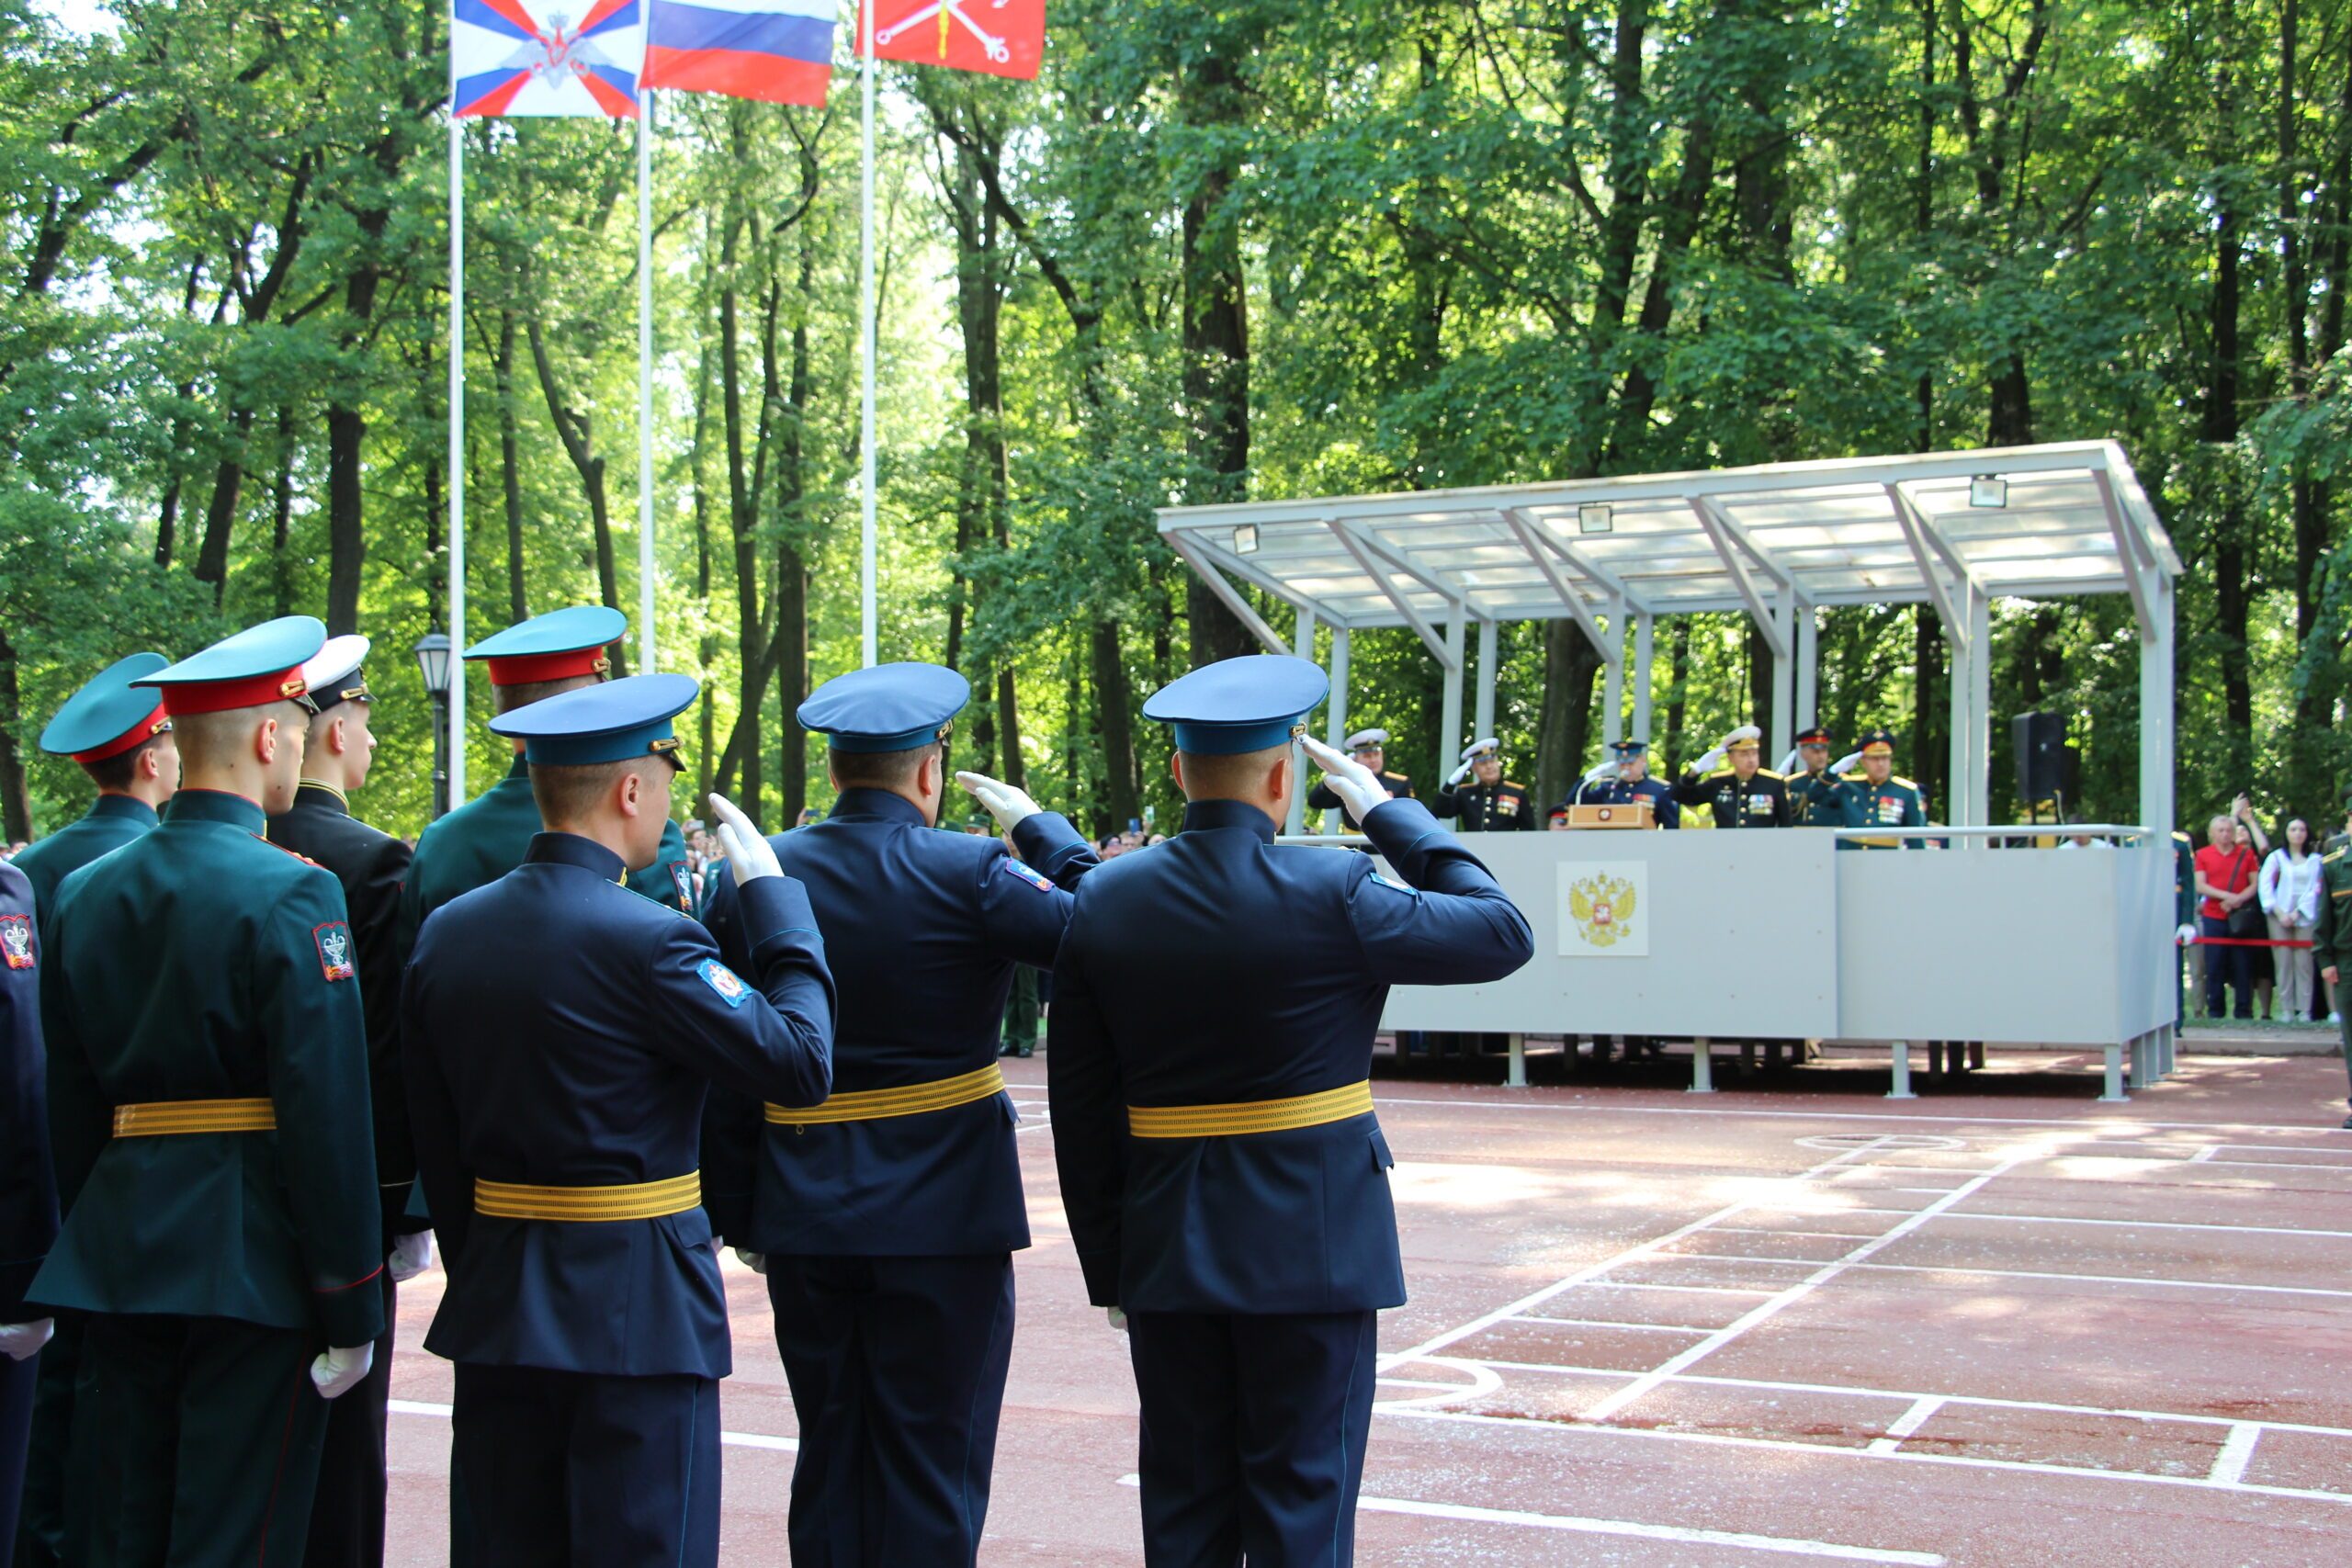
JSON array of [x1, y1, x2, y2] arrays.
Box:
[[134, 616, 325, 717], [464, 604, 626, 688], [40, 651, 173, 762]]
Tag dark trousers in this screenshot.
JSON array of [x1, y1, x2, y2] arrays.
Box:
[[0, 1348, 33, 1568], [303, 1274, 394, 1568], [68, 1314, 329, 1568], [1002, 966, 1040, 1051], [766, 1252, 1015, 1568], [2337, 1005, 2352, 1105], [449, 1363, 719, 1568], [9, 1313, 77, 1568], [2201, 915, 2253, 1018], [1125, 1310, 1379, 1568]]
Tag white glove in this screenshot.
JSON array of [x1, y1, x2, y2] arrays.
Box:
[[0, 1318, 53, 1361], [1778, 749, 1802, 773], [2176, 923, 2197, 945], [1829, 751, 1863, 775], [388, 1231, 434, 1283], [708, 793, 782, 886], [1445, 761, 1474, 787], [732, 1247, 769, 1275], [1693, 747, 1726, 774], [1582, 760, 1621, 784], [1302, 737, 1392, 822], [1107, 1306, 1128, 1332], [311, 1342, 375, 1400], [956, 771, 1041, 833]]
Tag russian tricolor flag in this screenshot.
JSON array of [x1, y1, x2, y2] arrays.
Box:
[[644, 0, 837, 107], [453, 0, 647, 118]]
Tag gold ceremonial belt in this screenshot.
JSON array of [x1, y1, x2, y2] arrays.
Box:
[[112, 1098, 276, 1137], [765, 1064, 1006, 1127], [473, 1171, 702, 1222], [1127, 1080, 1375, 1139]]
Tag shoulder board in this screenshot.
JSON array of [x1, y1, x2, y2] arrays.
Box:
[[1758, 768, 1785, 780], [1891, 775, 1918, 789], [1839, 771, 1867, 782], [253, 835, 320, 868], [2325, 847, 2346, 864], [2174, 830, 2193, 843]]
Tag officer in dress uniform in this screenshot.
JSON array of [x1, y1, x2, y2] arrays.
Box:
[[28, 616, 384, 1568], [1801, 729, 1930, 849], [2305, 812, 2352, 1131], [1, 855, 57, 1566], [264, 636, 426, 1568], [8, 652, 178, 1568], [1671, 726, 1791, 829], [1432, 738, 1535, 832], [1050, 656, 1533, 1568], [1570, 738, 1680, 828], [699, 662, 1097, 1568], [402, 675, 834, 1568], [1306, 727, 1414, 839], [1779, 725, 1844, 827], [401, 606, 693, 944]]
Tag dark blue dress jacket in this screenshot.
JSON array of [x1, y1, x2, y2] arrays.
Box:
[[401, 832, 834, 1379], [0, 863, 54, 1323], [701, 789, 1096, 1258], [1049, 795, 1533, 1314]]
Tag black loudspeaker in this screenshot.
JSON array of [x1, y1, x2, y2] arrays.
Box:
[[2012, 711, 2070, 809]]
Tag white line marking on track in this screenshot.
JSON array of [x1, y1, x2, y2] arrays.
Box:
[[1866, 1395, 1946, 1454], [1511, 1315, 1717, 1333], [1657, 1254, 2352, 1299], [1366, 1090, 2338, 1138], [1111, 1474, 1946, 1563], [2209, 1423, 2263, 1486], [1581, 1154, 2034, 1423], [392, 1399, 799, 1453], [1379, 1405, 2352, 1506]]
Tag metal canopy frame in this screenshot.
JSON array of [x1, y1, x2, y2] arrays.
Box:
[[1160, 443, 2178, 837]]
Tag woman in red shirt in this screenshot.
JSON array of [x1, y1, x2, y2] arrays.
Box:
[[2195, 811, 2262, 1019]]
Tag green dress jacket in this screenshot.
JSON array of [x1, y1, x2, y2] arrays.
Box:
[[11, 794, 158, 920], [1802, 771, 1931, 850], [28, 789, 385, 1348], [2305, 843, 2352, 976]]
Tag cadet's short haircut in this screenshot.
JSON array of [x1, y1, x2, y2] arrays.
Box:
[[494, 672, 602, 717], [81, 735, 167, 793], [828, 741, 940, 792], [1176, 742, 1291, 803], [171, 702, 309, 773], [529, 759, 645, 828]]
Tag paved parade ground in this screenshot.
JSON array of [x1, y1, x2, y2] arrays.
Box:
[[381, 1049, 2352, 1566]]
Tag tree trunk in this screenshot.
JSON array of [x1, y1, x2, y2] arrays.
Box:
[[1178, 47, 1255, 666], [271, 404, 297, 617], [1536, 622, 1604, 810], [1091, 619, 1138, 835], [1912, 609, 1945, 809], [497, 310, 528, 624], [525, 309, 628, 679], [0, 630, 28, 841]]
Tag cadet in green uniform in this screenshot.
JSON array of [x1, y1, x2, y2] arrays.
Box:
[[1800, 729, 1929, 849], [2307, 818, 2352, 1130], [401, 606, 693, 945], [1779, 725, 1844, 827], [28, 616, 384, 1568], [1671, 726, 1791, 829], [1433, 739, 1536, 831], [9, 652, 179, 1568], [265, 636, 424, 1568]]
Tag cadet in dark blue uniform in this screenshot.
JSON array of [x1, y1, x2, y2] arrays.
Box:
[[266, 636, 423, 1568], [30, 617, 385, 1568], [401, 606, 694, 943], [700, 661, 1097, 1568], [1, 857, 56, 1565], [1570, 737, 1680, 827], [1050, 656, 1533, 1568], [8, 652, 178, 1568], [402, 674, 834, 1568]]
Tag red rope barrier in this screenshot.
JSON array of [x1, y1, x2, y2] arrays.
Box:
[[2187, 936, 2313, 948]]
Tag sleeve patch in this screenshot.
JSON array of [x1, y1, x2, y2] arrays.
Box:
[[312, 921, 356, 982], [2, 914, 34, 969], [1000, 858, 1056, 894], [699, 958, 750, 1008], [673, 863, 694, 908], [1367, 871, 1417, 897]]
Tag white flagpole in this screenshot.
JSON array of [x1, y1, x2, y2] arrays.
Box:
[[637, 89, 658, 673], [857, 1, 878, 668], [447, 104, 468, 803]]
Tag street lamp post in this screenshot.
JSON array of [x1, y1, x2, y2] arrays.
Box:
[[413, 632, 453, 819]]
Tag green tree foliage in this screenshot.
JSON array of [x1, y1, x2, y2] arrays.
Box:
[[2, 0, 2345, 843]]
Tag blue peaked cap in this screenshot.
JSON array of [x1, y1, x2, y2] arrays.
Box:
[[40, 652, 170, 756], [798, 662, 969, 753], [491, 672, 698, 768], [1143, 655, 1329, 755]]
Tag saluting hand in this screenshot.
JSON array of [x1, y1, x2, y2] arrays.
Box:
[[1692, 747, 1727, 775], [1778, 749, 1802, 774], [956, 771, 1042, 833], [1582, 759, 1622, 784], [1444, 760, 1475, 788], [1302, 736, 1392, 821], [709, 793, 784, 886], [1829, 751, 1863, 775]]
